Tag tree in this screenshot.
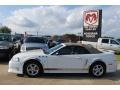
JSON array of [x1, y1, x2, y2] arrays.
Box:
[[61, 34, 80, 43], [0, 26, 11, 33], [51, 35, 61, 41]]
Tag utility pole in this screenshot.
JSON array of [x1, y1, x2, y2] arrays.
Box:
[[37, 31, 38, 36], [78, 32, 81, 41]]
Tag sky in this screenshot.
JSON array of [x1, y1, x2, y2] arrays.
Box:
[[0, 5, 120, 38]]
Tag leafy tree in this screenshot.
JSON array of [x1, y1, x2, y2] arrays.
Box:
[[0, 26, 11, 33], [61, 34, 82, 43], [51, 35, 61, 41]]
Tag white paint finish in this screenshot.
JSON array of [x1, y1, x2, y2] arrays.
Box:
[[45, 55, 86, 70], [8, 43, 117, 75]]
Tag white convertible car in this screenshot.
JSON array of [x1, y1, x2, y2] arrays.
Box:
[[8, 43, 117, 77]]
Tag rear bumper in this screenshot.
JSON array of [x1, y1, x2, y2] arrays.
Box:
[[106, 61, 117, 73]]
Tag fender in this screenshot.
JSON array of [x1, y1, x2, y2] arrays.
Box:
[[22, 56, 45, 70], [86, 57, 106, 68]]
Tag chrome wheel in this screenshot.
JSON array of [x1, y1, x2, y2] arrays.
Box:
[[26, 63, 39, 76], [92, 64, 104, 77]]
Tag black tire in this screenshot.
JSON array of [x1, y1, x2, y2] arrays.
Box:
[[89, 62, 106, 77], [24, 61, 42, 77]]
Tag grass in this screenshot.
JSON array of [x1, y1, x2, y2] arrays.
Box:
[[116, 55, 120, 61]]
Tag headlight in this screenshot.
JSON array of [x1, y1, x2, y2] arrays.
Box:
[[21, 46, 26, 52], [0, 46, 9, 49], [12, 57, 20, 62]]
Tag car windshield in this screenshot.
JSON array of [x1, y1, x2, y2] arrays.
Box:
[[0, 34, 12, 42], [25, 37, 46, 43], [45, 44, 63, 54], [116, 40, 120, 45]]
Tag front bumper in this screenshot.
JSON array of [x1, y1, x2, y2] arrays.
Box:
[[0, 53, 8, 58], [8, 60, 23, 74], [0, 49, 10, 58]]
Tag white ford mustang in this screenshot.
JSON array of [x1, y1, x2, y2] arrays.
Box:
[[8, 43, 117, 77]]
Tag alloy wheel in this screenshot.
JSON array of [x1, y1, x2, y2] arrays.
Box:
[[92, 64, 104, 77], [26, 63, 39, 76]]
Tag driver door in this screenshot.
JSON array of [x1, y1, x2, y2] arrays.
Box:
[[45, 46, 89, 73]]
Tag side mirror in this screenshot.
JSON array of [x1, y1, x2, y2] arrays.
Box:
[[55, 52, 60, 55]]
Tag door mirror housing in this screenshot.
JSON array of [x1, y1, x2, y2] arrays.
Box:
[[55, 52, 60, 55]]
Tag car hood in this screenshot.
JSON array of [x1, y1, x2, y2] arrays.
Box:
[[22, 43, 47, 48], [14, 49, 46, 58]]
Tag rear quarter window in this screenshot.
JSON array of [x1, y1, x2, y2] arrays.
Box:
[[73, 46, 90, 54], [83, 45, 102, 54]]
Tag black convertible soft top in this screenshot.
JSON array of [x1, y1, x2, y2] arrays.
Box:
[[82, 44, 102, 54], [63, 43, 102, 54]]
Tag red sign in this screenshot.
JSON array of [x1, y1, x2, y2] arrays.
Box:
[[84, 10, 99, 26], [83, 10, 102, 42]]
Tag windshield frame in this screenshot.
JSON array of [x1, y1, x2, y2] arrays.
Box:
[[46, 44, 64, 55]]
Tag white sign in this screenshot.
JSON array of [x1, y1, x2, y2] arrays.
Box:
[[83, 10, 99, 26]]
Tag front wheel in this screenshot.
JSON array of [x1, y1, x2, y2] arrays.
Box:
[[89, 62, 106, 77], [24, 62, 42, 77]]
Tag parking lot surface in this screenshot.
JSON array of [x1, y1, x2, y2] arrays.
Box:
[[0, 60, 120, 85]]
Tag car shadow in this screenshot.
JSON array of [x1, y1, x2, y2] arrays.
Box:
[[31, 70, 120, 81], [102, 70, 120, 81]]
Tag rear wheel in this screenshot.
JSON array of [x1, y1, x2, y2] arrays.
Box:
[[89, 62, 106, 77], [24, 61, 42, 77]]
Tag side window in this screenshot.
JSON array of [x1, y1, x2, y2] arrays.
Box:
[[102, 39, 109, 44], [53, 46, 73, 55], [73, 46, 90, 54], [110, 40, 119, 45]]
